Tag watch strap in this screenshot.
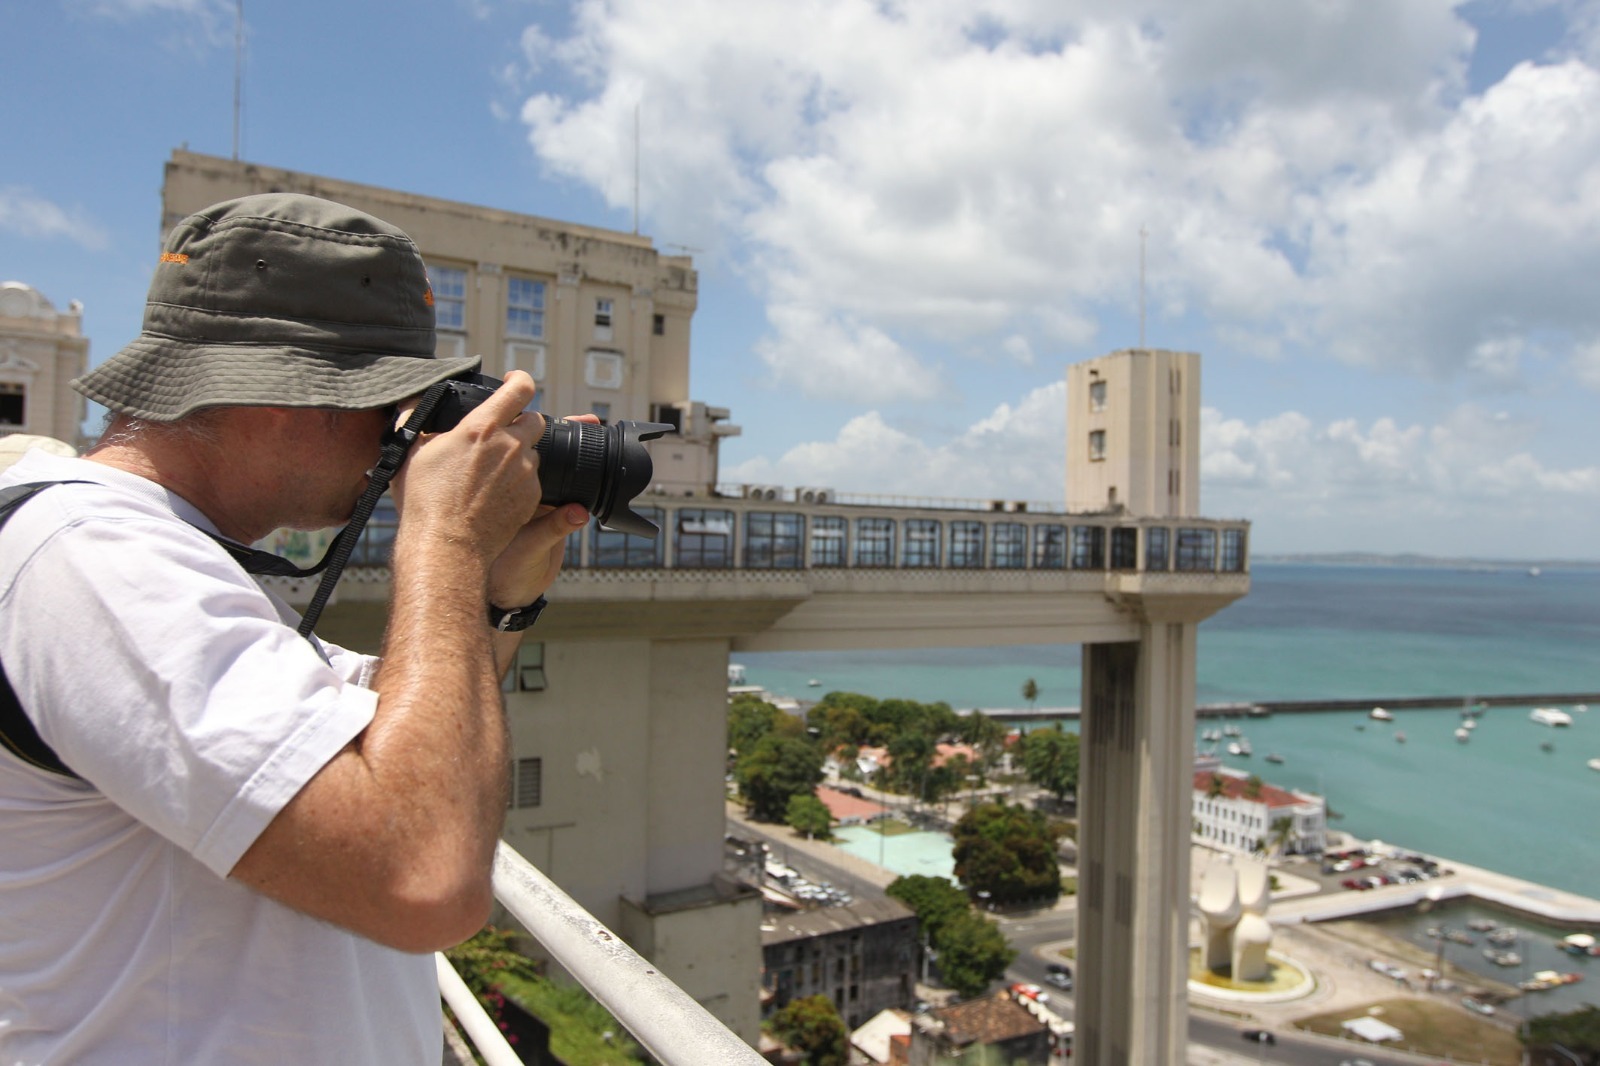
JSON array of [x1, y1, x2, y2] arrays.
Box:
[[489, 595, 548, 633]]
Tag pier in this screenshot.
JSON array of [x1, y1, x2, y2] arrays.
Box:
[[977, 692, 1600, 721]]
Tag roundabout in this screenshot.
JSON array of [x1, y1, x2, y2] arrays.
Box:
[[1186, 947, 1316, 1004]]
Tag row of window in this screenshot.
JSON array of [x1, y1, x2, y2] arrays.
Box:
[[428, 264, 666, 342], [595, 510, 1243, 572], [349, 503, 1246, 573]]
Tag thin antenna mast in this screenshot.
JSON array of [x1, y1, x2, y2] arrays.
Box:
[[1139, 224, 1147, 349], [231, 0, 243, 160], [632, 103, 640, 235]]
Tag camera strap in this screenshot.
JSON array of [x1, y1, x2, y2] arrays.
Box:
[[293, 383, 450, 638]]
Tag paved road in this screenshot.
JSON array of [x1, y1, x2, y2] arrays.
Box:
[[735, 818, 1444, 1066]]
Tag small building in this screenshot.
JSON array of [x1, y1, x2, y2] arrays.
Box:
[[814, 785, 889, 826], [0, 281, 90, 449], [908, 992, 1051, 1066], [761, 897, 919, 1030], [1192, 766, 1326, 856], [851, 1008, 913, 1065]]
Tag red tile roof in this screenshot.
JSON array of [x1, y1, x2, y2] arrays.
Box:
[[815, 785, 889, 822], [1192, 770, 1305, 809]]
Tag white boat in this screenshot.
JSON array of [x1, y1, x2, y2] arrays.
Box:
[[1264, 752, 1284, 764], [1455, 728, 1470, 742], [1370, 707, 1394, 721], [807, 678, 821, 687], [1588, 757, 1600, 772], [1530, 707, 1573, 727], [1463, 718, 1477, 730]]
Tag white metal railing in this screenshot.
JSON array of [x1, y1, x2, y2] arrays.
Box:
[[439, 841, 765, 1065]]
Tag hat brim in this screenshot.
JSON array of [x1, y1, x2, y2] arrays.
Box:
[[74, 335, 481, 421]]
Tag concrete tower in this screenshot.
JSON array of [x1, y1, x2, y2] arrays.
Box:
[[1066, 348, 1200, 517]]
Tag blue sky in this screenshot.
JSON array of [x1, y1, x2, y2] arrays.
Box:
[[7, 0, 1600, 559]]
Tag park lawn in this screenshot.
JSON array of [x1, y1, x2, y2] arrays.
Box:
[[1293, 998, 1521, 1066], [871, 817, 918, 837]]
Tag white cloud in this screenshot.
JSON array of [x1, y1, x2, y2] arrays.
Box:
[[724, 379, 1067, 503], [0, 188, 109, 250], [1201, 402, 1600, 551], [514, 1, 1600, 399]]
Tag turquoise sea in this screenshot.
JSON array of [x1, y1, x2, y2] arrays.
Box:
[[735, 564, 1600, 903]]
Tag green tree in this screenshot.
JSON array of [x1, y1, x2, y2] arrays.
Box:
[[786, 792, 834, 840], [1206, 773, 1227, 799], [1269, 814, 1295, 856], [1019, 726, 1079, 802], [768, 994, 849, 1066], [1243, 774, 1263, 800], [935, 910, 1015, 1000], [1021, 677, 1039, 710], [728, 694, 801, 758], [1524, 1005, 1600, 1063], [886, 730, 936, 797], [886, 874, 970, 944], [952, 802, 1062, 905], [736, 734, 824, 822]]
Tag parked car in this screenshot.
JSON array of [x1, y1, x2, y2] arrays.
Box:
[[1240, 1029, 1276, 1045], [1045, 971, 1073, 990], [1462, 996, 1496, 1016], [1010, 982, 1049, 1004]]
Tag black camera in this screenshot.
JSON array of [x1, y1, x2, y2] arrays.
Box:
[[422, 373, 672, 538]]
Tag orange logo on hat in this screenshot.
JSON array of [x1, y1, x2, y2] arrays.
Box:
[[423, 286, 434, 306], [160, 252, 189, 264]]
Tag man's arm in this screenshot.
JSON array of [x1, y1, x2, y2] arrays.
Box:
[[231, 373, 566, 953]]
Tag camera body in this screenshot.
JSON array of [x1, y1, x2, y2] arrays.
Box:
[[423, 373, 672, 538]]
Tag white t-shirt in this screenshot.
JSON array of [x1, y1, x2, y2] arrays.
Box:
[[0, 451, 440, 1064]]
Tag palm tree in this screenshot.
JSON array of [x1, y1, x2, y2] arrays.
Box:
[[1269, 815, 1295, 857], [1206, 773, 1226, 799], [1022, 677, 1039, 711]]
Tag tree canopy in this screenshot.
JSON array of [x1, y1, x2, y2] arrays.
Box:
[[935, 911, 1016, 1000], [1523, 1005, 1600, 1062], [786, 793, 834, 840], [736, 734, 824, 822], [952, 802, 1062, 905], [887, 875, 970, 944], [768, 994, 849, 1066], [1018, 725, 1079, 802]]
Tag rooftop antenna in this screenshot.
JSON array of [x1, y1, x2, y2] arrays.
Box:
[[1139, 224, 1147, 349], [231, 0, 243, 160], [632, 102, 640, 235]]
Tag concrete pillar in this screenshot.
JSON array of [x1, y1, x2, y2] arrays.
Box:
[[1076, 620, 1198, 1066]]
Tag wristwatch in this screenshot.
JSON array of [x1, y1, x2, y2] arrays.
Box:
[[488, 595, 548, 633]]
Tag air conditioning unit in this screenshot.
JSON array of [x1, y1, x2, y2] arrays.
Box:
[[797, 487, 836, 505], [741, 484, 782, 501]]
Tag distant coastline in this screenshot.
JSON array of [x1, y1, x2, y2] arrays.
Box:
[[1253, 552, 1600, 571]]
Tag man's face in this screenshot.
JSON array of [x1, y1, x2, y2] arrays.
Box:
[[281, 406, 396, 530]]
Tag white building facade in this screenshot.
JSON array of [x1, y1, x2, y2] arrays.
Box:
[[1192, 767, 1326, 856]]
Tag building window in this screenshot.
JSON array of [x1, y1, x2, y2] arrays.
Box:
[[1170, 418, 1181, 447], [1033, 524, 1067, 569], [507, 277, 546, 339], [1220, 528, 1247, 572], [428, 264, 468, 332], [502, 642, 547, 693], [652, 313, 666, 336], [1089, 429, 1106, 461], [594, 297, 614, 341], [1070, 526, 1105, 570], [992, 523, 1026, 569], [592, 509, 665, 568], [1089, 379, 1107, 412], [1146, 527, 1169, 571], [745, 512, 805, 569], [675, 508, 735, 568], [950, 521, 985, 569], [810, 515, 846, 567], [509, 757, 542, 809], [902, 519, 941, 568], [1110, 527, 1138, 570], [854, 517, 895, 567], [585, 350, 625, 390], [1176, 528, 1217, 571]]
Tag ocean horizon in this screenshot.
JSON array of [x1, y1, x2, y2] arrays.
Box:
[[734, 563, 1600, 904]]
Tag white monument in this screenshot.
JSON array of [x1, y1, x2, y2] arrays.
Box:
[[1197, 854, 1273, 981]]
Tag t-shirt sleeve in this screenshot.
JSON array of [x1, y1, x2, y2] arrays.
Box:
[[2, 508, 379, 878]]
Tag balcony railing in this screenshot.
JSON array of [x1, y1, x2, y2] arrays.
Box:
[[439, 842, 764, 1065]]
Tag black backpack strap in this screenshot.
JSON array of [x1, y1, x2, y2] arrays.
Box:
[[0, 482, 88, 779]]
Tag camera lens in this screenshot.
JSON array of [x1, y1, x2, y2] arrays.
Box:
[[421, 374, 670, 537]]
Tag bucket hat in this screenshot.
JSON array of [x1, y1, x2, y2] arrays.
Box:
[[74, 192, 478, 420]]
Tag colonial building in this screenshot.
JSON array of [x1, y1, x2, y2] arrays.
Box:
[[0, 281, 89, 449], [907, 992, 1051, 1066], [1192, 766, 1327, 856], [760, 897, 919, 1031]]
